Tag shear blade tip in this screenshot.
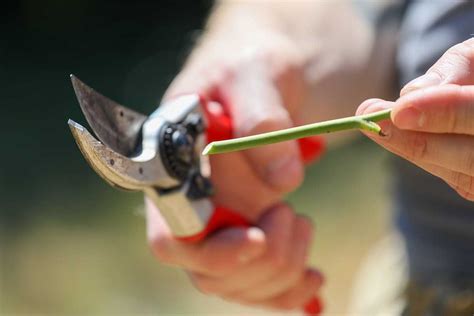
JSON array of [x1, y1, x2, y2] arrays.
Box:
[[67, 119, 84, 132], [70, 74, 87, 94]]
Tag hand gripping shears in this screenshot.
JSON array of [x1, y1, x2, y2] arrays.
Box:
[[67, 75, 325, 314]]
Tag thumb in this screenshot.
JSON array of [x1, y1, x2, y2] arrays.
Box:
[[222, 62, 304, 193], [400, 38, 474, 96]]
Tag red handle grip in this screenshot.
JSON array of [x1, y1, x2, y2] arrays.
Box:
[[180, 96, 324, 315]]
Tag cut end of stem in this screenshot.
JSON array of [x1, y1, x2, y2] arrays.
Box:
[[202, 143, 213, 156]]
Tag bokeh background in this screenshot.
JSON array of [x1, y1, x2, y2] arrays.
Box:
[[1, 1, 393, 314]]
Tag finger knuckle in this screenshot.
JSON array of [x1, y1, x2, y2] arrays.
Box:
[[297, 216, 314, 239], [266, 253, 301, 287], [466, 176, 474, 194], [239, 45, 270, 62], [191, 276, 219, 295], [283, 268, 303, 290], [442, 43, 473, 73], [465, 193, 474, 202], [460, 39, 474, 59], [447, 42, 470, 59], [453, 171, 474, 193], [465, 150, 474, 176], [463, 37, 474, 48], [426, 67, 444, 83], [196, 254, 234, 277], [208, 262, 234, 277], [228, 46, 273, 76], [406, 133, 428, 161], [273, 295, 301, 310], [271, 56, 303, 84], [238, 44, 291, 69], [455, 187, 474, 201], [271, 261, 300, 284], [147, 235, 172, 263], [222, 295, 257, 308], [267, 250, 289, 271], [276, 202, 293, 217]]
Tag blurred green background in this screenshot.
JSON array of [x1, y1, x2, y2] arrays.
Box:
[[1, 1, 392, 314]]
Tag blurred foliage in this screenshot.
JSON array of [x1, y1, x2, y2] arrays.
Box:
[[0, 1, 392, 315]]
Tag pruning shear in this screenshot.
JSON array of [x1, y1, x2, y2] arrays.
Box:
[[67, 75, 325, 314]]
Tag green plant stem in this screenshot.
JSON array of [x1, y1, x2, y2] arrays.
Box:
[[203, 109, 391, 155]]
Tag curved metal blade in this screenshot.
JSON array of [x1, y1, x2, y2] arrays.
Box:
[[70, 75, 147, 156], [68, 119, 175, 191]]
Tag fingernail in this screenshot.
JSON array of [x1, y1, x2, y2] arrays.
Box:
[[359, 100, 394, 115], [392, 106, 426, 130], [238, 227, 265, 263], [401, 73, 441, 95], [356, 98, 385, 115], [265, 155, 303, 188]]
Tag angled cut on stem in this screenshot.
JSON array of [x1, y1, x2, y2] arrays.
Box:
[[203, 109, 391, 155]]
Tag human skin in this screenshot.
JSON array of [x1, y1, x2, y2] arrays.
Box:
[[357, 38, 474, 201], [146, 1, 395, 311]]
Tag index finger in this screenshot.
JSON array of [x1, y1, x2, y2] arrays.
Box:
[[400, 38, 474, 96], [392, 84, 474, 135]]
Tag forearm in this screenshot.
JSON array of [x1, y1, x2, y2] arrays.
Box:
[[203, 1, 397, 124], [296, 2, 398, 124]]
